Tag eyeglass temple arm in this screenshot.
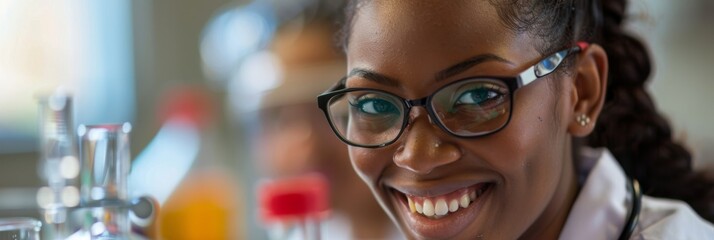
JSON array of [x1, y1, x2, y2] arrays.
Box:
[[322, 43, 591, 92], [517, 41, 590, 87]]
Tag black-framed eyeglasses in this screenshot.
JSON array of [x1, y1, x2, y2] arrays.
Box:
[[317, 43, 586, 148]]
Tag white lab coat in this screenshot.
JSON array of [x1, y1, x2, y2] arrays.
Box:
[[560, 148, 714, 240]]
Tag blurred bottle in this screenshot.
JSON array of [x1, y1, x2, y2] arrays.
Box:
[[258, 173, 329, 240], [36, 90, 79, 239], [157, 87, 244, 240]]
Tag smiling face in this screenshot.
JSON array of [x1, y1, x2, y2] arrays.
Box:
[[345, 1, 581, 239]]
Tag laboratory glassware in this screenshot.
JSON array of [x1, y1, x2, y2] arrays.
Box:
[[0, 218, 42, 240], [76, 123, 133, 239], [37, 91, 79, 239]]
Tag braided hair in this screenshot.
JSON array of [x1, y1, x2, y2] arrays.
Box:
[[590, 0, 714, 222], [489, 0, 714, 221], [339, 0, 714, 222]]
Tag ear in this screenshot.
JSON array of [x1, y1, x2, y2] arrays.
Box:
[[567, 43, 608, 137]]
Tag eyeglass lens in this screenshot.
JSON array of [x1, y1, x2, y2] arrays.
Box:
[[326, 78, 512, 146]]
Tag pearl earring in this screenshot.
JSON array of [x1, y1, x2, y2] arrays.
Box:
[[576, 114, 591, 126]]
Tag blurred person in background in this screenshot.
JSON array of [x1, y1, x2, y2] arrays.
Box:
[[254, 19, 401, 239]]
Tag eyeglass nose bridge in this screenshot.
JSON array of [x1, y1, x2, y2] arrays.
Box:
[[404, 96, 439, 125], [405, 97, 428, 108]]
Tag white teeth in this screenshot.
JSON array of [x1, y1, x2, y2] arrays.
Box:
[[408, 196, 416, 213], [406, 186, 489, 218], [435, 199, 448, 216], [449, 199, 459, 212], [422, 199, 435, 217], [460, 193, 470, 208]]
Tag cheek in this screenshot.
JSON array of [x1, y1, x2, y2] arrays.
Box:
[[506, 83, 567, 168], [490, 104, 554, 170], [517, 86, 570, 175], [496, 84, 570, 210], [472, 83, 565, 191], [455, 85, 568, 236], [348, 147, 390, 185], [483, 112, 559, 183]]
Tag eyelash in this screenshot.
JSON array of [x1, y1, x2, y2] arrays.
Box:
[[453, 83, 507, 105]]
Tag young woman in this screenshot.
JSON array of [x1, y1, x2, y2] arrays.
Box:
[[317, 0, 714, 239]]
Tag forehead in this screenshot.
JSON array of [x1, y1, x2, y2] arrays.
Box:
[[350, 0, 507, 49], [346, 0, 540, 88]]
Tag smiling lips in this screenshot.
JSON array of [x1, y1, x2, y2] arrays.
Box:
[[403, 183, 491, 219]]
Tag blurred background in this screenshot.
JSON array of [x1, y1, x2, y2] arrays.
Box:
[[0, 0, 712, 239]]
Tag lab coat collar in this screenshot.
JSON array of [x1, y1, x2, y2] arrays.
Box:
[[559, 148, 629, 240]]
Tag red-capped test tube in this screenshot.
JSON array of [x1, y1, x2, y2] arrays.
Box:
[[258, 173, 329, 240]]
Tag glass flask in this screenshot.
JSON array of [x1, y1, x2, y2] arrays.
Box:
[[37, 91, 79, 239], [0, 218, 42, 240], [75, 123, 133, 240]]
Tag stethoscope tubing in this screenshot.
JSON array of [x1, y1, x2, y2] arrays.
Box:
[[618, 179, 642, 240]]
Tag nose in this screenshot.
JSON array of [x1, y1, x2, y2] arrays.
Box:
[[393, 108, 460, 175]]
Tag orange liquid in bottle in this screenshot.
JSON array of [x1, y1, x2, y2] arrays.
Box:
[[158, 170, 243, 240]]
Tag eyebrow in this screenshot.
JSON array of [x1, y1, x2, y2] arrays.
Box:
[[346, 68, 400, 87], [346, 53, 513, 87], [435, 54, 513, 81]]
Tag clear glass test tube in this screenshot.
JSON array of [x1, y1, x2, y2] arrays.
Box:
[[77, 123, 132, 239], [37, 91, 79, 239]]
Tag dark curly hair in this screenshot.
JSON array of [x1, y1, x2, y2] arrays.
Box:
[[586, 0, 714, 222], [339, 0, 714, 222]]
